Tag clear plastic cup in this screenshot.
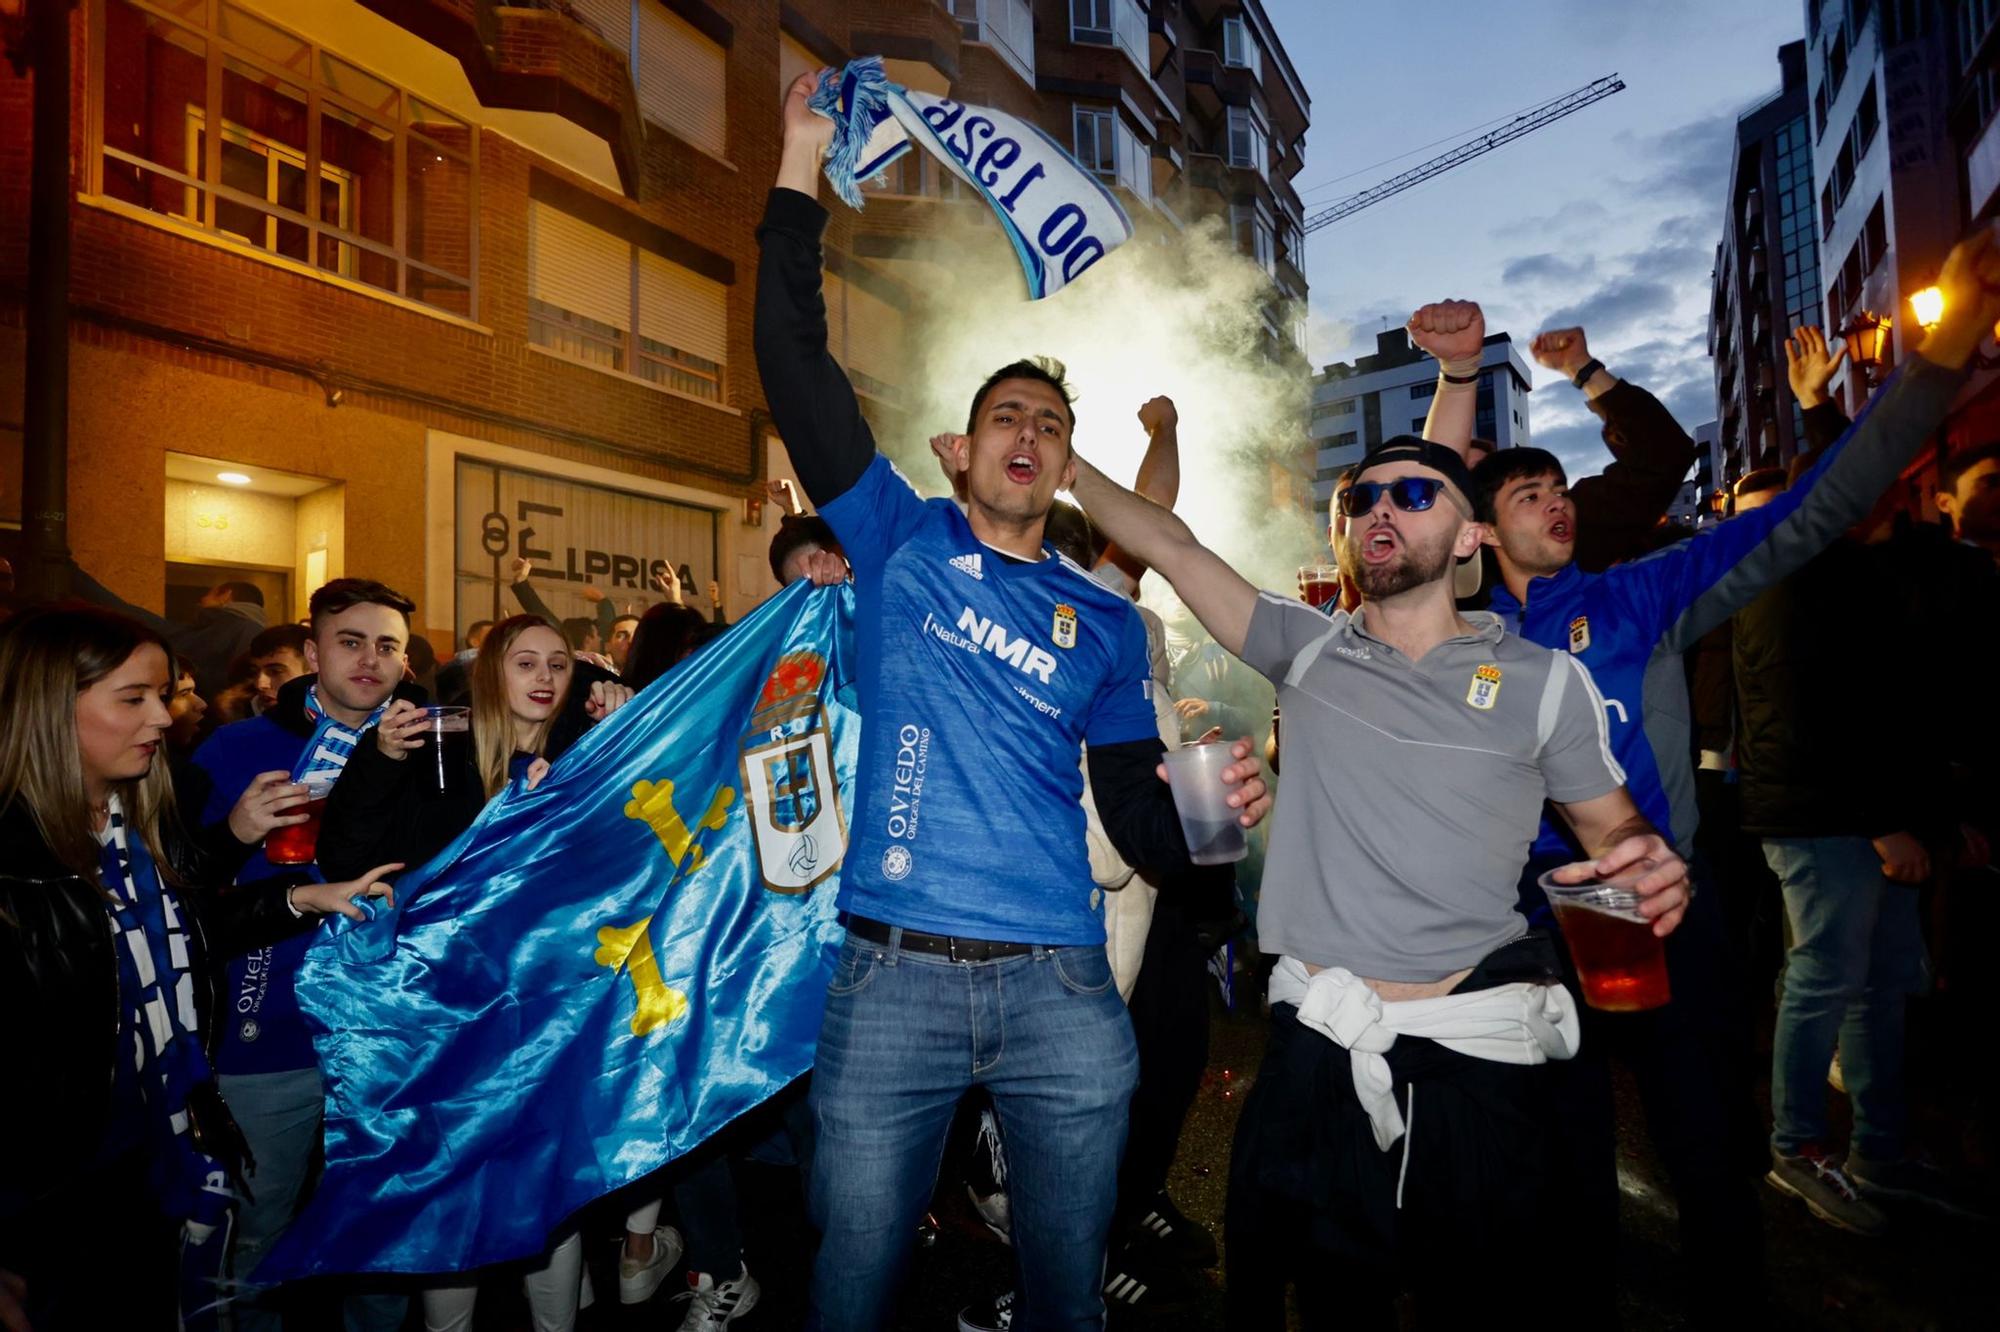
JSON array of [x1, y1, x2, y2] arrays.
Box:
[[1298, 562, 1340, 609], [1538, 866, 1671, 1012], [266, 773, 337, 866], [414, 705, 471, 794], [1161, 740, 1248, 865]]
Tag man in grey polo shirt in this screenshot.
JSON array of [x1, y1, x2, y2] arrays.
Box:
[[1068, 437, 1690, 1326]]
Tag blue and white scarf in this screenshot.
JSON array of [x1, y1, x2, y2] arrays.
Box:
[[290, 684, 390, 784], [99, 797, 234, 1326], [810, 57, 1133, 299]]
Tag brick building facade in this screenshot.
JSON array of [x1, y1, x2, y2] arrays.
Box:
[[0, 0, 1307, 647]]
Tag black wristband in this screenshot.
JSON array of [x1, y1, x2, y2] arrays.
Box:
[[1571, 358, 1605, 390], [1441, 369, 1479, 385]]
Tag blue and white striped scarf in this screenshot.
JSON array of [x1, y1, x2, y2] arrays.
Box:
[[290, 684, 390, 784], [809, 57, 1132, 299], [100, 799, 233, 1208]]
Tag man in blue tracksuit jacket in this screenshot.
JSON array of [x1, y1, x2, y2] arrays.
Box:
[[1466, 228, 1998, 1312]]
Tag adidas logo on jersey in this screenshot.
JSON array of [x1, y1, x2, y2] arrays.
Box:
[[948, 553, 984, 581]]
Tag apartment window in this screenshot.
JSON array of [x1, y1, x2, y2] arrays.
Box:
[[1962, 1, 2000, 72], [1814, 82, 1830, 138], [1071, 0, 1113, 43], [636, 4, 726, 157], [1862, 195, 1888, 272], [1854, 76, 1879, 153], [1074, 107, 1115, 176], [952, 0, 1035, 84], [1834, 136, 1856, 203], [1074, 106, 1148, 200], [573, 0, 635, 53], [578, 3, 728, 157], [1827, 27, 1849, 98], [1311, 398, 1355, 421], [1231, 204, 1274, 275], [1226, 106, 1268, 175], [1327, 431, 1358, 449], [527, 200, 726, 401], [1410, 381, 1438, 401], [1222, 17, 1263, 77], [1971, 66, 2000, 138], [94, 0, 476, 316], [1070, 0, 1147, 71], [1820, 180, 1837, 237]]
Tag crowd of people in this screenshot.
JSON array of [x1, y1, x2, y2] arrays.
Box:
[[2, 70, 1998, 1332]]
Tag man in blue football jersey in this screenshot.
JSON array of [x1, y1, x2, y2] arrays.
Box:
[[757, 74, 1272, 1330], [1463, 228, 2000, 1297]]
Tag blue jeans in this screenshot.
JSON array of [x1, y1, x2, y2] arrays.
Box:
[[221, 1067, 408, 1332], [1763, 837, 1929, 1158], [807, 931, 1139, 1331]]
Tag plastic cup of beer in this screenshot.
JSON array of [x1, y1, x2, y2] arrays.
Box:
[[1298, 562, 1340, 610], [1160, 740, 1248, 866], [265, 774, 337, 866], [1538, 866, 1672, 1012], [414, 704, 471, 793]]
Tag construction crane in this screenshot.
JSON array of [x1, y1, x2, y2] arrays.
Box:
[[1304, 75, 1627, 235]]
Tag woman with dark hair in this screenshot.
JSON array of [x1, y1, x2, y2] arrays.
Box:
[[0, 606, 397, 1330], [316, 613, 643, 1331], [621, 603, 719, 694]]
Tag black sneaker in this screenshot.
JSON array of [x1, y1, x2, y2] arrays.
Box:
[[957, 1289, 1014, 1332], [1129, 1192, 1218, 1268]]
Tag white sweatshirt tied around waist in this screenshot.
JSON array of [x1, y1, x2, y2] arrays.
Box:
[[1269, 956, 1582, 1151]]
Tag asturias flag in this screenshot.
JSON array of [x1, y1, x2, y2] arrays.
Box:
[[260, 581, 857, 1277]]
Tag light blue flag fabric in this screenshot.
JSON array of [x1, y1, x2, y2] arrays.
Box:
[[258, 581, 857, 1278], [810, 57, 1133, 299]]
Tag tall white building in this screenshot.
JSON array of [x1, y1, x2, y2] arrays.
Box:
[[1307, 328, 1533, 506]]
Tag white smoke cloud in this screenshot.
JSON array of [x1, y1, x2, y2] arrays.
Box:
[[876, 209, 1323, 603]]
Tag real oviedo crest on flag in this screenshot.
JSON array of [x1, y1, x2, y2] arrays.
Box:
[[740, 651, 846, 894]]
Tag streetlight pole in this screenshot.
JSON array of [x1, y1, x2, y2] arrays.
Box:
[[18, 0, 75, 599]]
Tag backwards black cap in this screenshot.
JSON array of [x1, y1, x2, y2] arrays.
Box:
[[1355, 435, 1485, 600], [1358, 435, 1478, 508]]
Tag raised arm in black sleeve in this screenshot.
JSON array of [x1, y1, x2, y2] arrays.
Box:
[[1570, 380, 1700, 572], [1087, 738, 1194, 879], [753, 188, 878, 507], [1800, 401, 1851, 456]]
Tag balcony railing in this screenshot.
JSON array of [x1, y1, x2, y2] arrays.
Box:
[[945, 0, 1035, 86]]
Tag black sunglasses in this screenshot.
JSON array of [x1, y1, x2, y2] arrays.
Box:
[[1338, 477, 1446, 517]]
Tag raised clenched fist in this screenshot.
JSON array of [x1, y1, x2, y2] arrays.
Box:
[[1407, 300, 1486, 365], [1530, 327, 1594, 379], [1136, 396, 1179, 435]]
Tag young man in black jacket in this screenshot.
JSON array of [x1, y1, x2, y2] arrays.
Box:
[[188, 578, 422, 1332]]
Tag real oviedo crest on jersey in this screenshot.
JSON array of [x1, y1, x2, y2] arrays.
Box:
[[738, 650, 846, 893], [1052, 602, 1079, 650], [1466, 664, 1502, 711]]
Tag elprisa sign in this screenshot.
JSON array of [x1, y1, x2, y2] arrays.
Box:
[[479, 500, 690, 590]]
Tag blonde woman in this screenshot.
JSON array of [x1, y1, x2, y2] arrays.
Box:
[[316, 613, 645, 1331], [0, 606, 394, 1330]]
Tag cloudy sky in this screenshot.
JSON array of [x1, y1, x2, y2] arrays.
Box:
[[1260, 0, 1807, 476]]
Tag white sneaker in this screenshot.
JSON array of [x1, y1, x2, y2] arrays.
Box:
[[618, 1224, 684, 1305], [674, 1265, 761, 1330]]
